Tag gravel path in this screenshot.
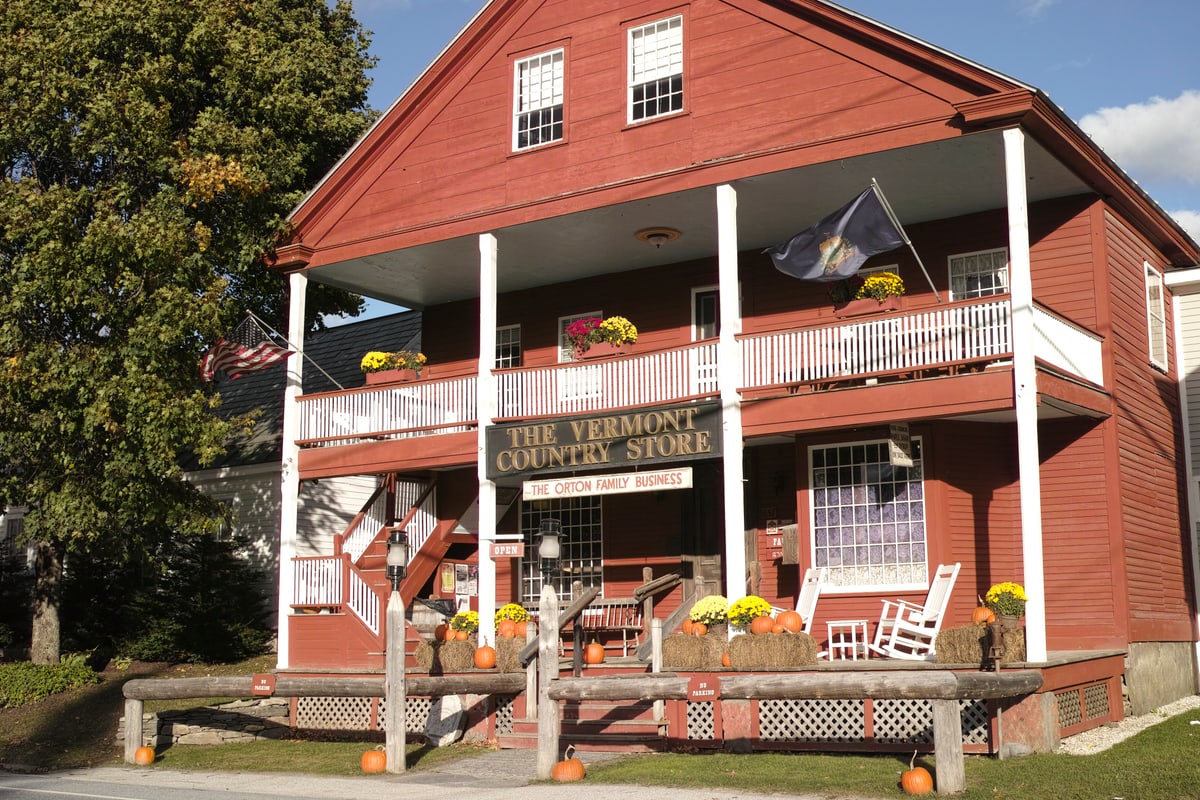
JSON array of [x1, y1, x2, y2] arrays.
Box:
[[1056, 694, 1200, 755]]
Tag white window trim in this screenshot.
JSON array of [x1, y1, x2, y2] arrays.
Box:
[[948, 247, 1009, 302], [1146, 262, 1168, 370], [627, 15, 684, 124], [513, 48, 565, 152], [496, 324, 522, 369]]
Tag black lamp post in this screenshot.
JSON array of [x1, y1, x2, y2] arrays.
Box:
[[537, 518, 561, 579], [384, 527, 409, 773]]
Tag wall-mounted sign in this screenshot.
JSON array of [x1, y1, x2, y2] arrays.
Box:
[[688, 674, 718, 702], [490, 541, 525, 559], [486, 402, 721, 480], [523, 467, 693, 500], [889, 422, 913, 467]]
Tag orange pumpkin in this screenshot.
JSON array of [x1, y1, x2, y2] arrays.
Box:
[[441, 625, 457, 641], [552, 744, 587, 782], [454, 629, 469, 641], [692, 622, 708, 637], [771, 623, 786, 634], [360, 746, 387, 774], [681, 618, 695, 635], [972, 606, 996, 625], [584, 641, 606, 664], [133, 745, 155, 766], [749, 615, 775, 635], [497, 618, 519, 638], [901, 751, 934, 795], [474, 643, 497, 669], [776, 610, 803, 633], [721, 651, 732, 667], [433, 623, 449, 641]]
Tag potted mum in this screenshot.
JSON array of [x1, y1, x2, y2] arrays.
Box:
[[360, 349, 428, 384], [832, 270, 905, 318], [728, 595, 773, 631], [567, 315, 638, 359], [984, 581, 1027, 630], [689, 594, 729, 637]]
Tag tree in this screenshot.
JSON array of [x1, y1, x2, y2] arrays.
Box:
[[0, 0, 376, 662]]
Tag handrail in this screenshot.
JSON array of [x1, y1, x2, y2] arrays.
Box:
[[518, 584, 601, 666], [632, 569, 682, 602]]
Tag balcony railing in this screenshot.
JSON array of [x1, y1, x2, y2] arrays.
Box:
[[295, 298, 1101, 447]]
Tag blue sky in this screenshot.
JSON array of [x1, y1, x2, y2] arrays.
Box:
[[340, 0, 1200, 318]]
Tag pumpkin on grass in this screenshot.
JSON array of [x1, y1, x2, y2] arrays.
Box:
[[133, 745, 155, 766], [900, 750, 933, 795], [552, 744, 586, 782], [361, 745, 387, 774]]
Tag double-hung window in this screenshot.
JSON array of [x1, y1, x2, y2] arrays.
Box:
[[514, 49, 564, 151], [948, 248, 1008, 301], [628, 15, 683, 123], [1145, 263, 1167, 370]]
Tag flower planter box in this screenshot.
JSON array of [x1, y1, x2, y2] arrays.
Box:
[[365, 368, 421, 385], [833, 297, 902, 318], [575, 342, 633, 360]]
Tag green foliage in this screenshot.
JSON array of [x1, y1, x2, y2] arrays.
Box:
[[0, 0, 376, 656], [0, 656, 99, 708]]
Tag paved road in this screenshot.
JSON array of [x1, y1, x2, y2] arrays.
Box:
[[0, 748, 872, 800]]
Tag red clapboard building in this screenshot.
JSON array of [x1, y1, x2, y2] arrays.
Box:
[[267, 0, 1200, 747]]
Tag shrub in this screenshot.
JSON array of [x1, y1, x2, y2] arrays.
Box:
[[0, 656, 99, 708]]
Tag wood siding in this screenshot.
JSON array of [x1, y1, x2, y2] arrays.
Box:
[[1103, 209, 1193, 642]]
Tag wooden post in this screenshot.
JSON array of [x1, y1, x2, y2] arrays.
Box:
[[931, 698, 965, 794], [123, 697, 144, 763], [651, 618, 664, 728], [525, 620, 538, 719], [536, 585, 560, 780], [642, 567, 654, 643], [384, 589, 406, 774]]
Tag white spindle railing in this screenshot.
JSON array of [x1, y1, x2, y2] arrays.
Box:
[[298, 375, 477, 446], [396, 479, 437, 557], [342, 484, 391, 563], [292, 556, 342, 606], [346, 568, 380, 636], [1033, 305, 1104, 386], [740, 299, 1012, 387]]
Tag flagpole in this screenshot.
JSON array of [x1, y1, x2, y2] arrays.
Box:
[[871, 178, 942, 303], [245, 310, 345, 391]]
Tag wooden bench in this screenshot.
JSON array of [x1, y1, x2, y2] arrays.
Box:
[[572, 597, 644, 656]]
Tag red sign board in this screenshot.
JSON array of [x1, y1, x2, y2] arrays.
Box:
[[490, 542, 525, 559], [688, 674, 718, 702], [251, 673, 276, 697]]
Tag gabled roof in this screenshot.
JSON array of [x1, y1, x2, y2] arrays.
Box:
[[193, 311, 422, 471]]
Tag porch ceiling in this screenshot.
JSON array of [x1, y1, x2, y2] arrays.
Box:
[[306, 130, 1089, 310]]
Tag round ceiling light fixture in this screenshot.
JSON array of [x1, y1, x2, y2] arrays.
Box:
[[635, 227, 681, 248]]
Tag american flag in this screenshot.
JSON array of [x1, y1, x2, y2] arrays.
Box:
[[200, 316, 293, 382]]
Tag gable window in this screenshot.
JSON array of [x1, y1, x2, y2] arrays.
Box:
[[949, 248, 1008, 300], [1145, 263, 1167, 370], [514, 49, 564, 151], [810, 438, 927, 591], [628, 15, 683, 123], [520, 498, 602, 604]]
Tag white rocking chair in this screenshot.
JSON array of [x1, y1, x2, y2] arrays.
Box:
[[868, 562, 961, 660], [796, 566, 827, 635]]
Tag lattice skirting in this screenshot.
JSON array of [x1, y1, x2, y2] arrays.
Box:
[[294, 694, 518, 737], [1055, 681, 1111, 733], [685, 698, 989, 747]]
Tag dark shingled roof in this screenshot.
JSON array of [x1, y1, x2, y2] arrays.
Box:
[[194, 311, 422, 470]]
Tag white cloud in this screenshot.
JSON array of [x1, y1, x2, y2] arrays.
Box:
[[1015, 0, 1057, 17], [1170, 209, 1200, 244], [1078, 90, 1200, 188]]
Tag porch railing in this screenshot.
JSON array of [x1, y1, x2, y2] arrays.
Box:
[[295, 297, 1103, 446]]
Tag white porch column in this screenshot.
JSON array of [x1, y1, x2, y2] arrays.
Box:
[[717, 184, 747, 601], [276, 271, 307, 669], [1005, 128, 1047, 662], [477, 232, 499, 643]]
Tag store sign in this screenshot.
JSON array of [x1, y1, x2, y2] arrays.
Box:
[[889, 422, 913, 467], [489, 541, 525, 559], [524, 467, 693, 500], [486, 402, 721, 480]]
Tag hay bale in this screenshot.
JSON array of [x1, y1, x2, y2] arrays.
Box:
[[935, 624, 1026, 665], [662, 632, 726, 670], [728, 632, 818, 670], [414, 639, 476, 673], [495, 636, 528, 672]]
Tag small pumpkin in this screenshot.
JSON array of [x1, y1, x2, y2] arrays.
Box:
[[721, 651, 732, 667], [972, 605, 996, 625], [771, 623, 786, 634], [584, 641, 606, 664], [474, 642, 497, 669], [776, 609, 803, 633], [681, 618, 695, 635], [433, 623, 449, 641], [454, 629, 469, 641], [441, 625, 457, 641], [552, 744, 587, 782], [361, 746, 387, 774], [692, 622, 708, 637], [749, 615, 775, 635], [133, 745, 155, 766], [901, 750, 934, 795], [497, 618, 519, 638]]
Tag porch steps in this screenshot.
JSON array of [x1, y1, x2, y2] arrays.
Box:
[[501, 697, 666, 752]]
